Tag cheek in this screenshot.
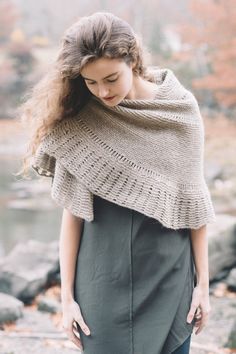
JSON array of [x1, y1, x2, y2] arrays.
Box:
[[119, 75, 133, 93]]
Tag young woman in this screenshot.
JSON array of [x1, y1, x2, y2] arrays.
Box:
[[19, 12, 216, 354]]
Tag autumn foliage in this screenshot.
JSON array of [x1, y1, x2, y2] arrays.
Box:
[[176, 0, 236, 109]]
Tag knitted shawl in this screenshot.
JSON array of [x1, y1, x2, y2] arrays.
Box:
[[32, 67, 216, 230]]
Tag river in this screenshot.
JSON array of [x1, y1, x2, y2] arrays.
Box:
[[0, 155, 61, 257]]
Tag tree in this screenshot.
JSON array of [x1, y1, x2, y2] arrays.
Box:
[[175, 0, 236, 109], [0, 0, 18, 44], [0, 1, 35, 117]]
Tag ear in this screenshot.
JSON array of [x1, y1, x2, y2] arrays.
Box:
[[130, 61, 137, 74]]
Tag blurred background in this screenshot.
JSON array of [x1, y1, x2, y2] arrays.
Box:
[[0, 0, 236, 353]]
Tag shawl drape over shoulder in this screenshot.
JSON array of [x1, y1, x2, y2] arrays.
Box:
[[31, 67, 216, 229]]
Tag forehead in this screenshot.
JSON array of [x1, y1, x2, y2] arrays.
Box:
[[80, 57, 127, 79]]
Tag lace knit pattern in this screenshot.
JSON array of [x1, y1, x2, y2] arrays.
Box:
[[32, 68, 216, 230]]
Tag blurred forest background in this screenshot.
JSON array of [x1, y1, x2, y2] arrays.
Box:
[[0, 1, 236, 353], [0, 0, 236, 117]]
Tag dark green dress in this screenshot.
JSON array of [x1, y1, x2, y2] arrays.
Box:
[[74, 194, 196, 354]]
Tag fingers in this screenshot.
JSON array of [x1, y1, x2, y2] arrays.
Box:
[[187, 304, 210, 335], [186, 301, 198, 324], [74, 315, 91, 336], [63, 322, 84, 351], [186, 285, 211, 336], [194, 307, 211, 335], [72, 302, 91, 337], [62, 303, 91, 351]]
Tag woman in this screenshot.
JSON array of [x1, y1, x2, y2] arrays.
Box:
[[19, 12, 216, 354]]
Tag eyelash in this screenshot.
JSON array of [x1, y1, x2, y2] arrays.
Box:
[[87, 78, 118, 85]]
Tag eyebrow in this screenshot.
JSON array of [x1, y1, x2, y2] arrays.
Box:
[[81, 71, 119, 81]]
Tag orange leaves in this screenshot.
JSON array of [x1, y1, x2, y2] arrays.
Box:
[[177, 0, 236, 108]]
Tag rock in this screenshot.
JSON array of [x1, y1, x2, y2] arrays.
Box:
[[53, 272, 61, 285], [225, 268, 236, 291], [0, 240, 59, 303], [209, 268, 231, 283], [207, 214, 236, 281], [15, 304, 62, 333], [0, 292, 24, 323], [37, 296, 61, 313], [227, 320, 236, 349]]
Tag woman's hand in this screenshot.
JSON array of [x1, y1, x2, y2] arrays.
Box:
[[186, 285, 211, 335], [62, 298, 91, 351]]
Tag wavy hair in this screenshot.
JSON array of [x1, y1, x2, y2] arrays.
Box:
[[17, 11, 153, 178]]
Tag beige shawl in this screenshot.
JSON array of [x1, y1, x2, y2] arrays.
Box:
[[32, 67, 216, 229]]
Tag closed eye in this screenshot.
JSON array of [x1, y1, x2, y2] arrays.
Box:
[[86, 81, 96, 85], [85, 77, 118, 85]]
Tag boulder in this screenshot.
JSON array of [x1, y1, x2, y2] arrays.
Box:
[[0, 240, 59, 303], [225, 268, 236, 291], [0, 292, 24, 323], [207, 214, 236, 281], [227, 320, 236, 349], [37, 295, 61, 313]]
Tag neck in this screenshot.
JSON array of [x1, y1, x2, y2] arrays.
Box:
[[125, 74, 157, 100]]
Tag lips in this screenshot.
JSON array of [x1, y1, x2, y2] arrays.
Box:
[[104, 96, 116, 100]]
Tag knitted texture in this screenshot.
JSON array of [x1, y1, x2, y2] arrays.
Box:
[[32, 67, 216, 229]]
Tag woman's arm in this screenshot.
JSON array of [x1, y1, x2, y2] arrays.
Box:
[[186, 225, 211, 334], [190, 225, 209, 287], [59, 208, 90, 350], [59, 208, 84, 303]]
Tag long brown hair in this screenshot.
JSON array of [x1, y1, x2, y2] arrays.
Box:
[[17, 11, 153, 177]]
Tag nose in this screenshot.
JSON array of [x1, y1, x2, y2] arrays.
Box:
[[98, 84, 109, 98]]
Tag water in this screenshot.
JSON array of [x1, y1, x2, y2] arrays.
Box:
[[0, 157, 62, 257]]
